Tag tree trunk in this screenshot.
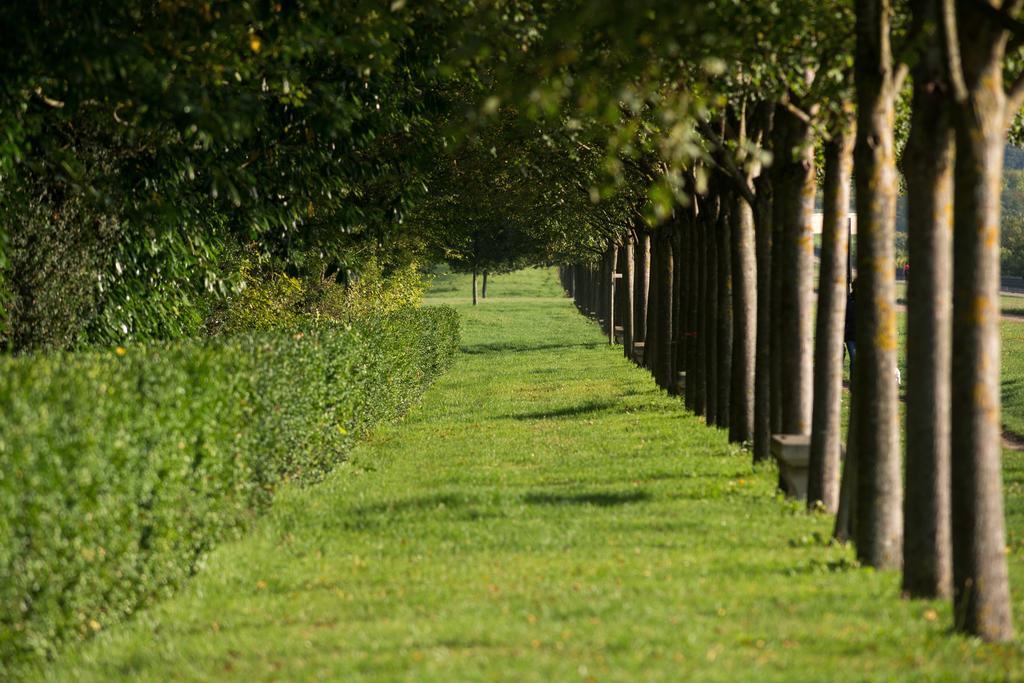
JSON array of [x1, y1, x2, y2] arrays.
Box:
[[588, 264, 597, 315], [608, 244, 618, 345], [636, 232, 651, 349], [579, 264, 590, 314], [753, 123, 775, 460], [730, 190, 756, 443], [694, 210, 709, 416], [716, 193, 733, 430], [672, 223, 684, 394], [679, 212, 693, 399], [623, 235, 636, 360], [903, 0, 953, 599], [777, 109, 815, 436], [640, 233, 651, 342], [808, 122, 854, 513], [705, 197, 720, 424], [947, 0, 1014, 640], [657, 229, 675, 388], [835, 373, 860, 542], [769, 117, 786, 436], [482, 271, 489, 299], [472, 270, 478, 306], [685, 202, 701, 412], [852, 0, 902, 570], [644, 236, 661, 372]]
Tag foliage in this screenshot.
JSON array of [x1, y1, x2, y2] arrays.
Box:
[[336, 258, 430, 319], [0, 307, 459, 674], [1001, 170, 1024, 277], [209, 255, 430, 335], [0, 0, 471, 352]]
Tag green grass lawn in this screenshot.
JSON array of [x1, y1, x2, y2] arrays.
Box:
[[893, 281, 1024, 317], [32, 267, 1024, 681]]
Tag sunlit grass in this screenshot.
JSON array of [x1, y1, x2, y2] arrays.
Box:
[[34, 268, 1024, 682]]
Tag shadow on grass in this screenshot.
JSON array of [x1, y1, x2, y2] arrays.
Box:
[[510, 400, 620, 421], [347, 493, 479, 517], [460, 341, 604, 356], [522, 490, 650, 507], [1002, 376, 1024, 395], [338, 489, 650, 532]]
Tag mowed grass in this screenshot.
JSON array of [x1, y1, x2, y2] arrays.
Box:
[[33, 267, 1024, 681], [893, 280, 1024, 317]]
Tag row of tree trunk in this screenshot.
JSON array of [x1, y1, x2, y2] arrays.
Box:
[[470, 270, 489, 305], [558, 4, 1016, 638]]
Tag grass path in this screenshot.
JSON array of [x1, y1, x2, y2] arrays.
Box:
[[36, 268, 1024, 681]]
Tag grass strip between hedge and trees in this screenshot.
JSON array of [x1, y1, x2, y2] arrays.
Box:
[[0, 307, 459, 675], [27, 268, 1024, 682]]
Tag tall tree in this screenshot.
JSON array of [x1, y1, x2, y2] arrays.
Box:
[[753, 108, 775, 462], [716, 191, 734, 429], [636, 232, 652, 350], [730, 188, 757, 443], [699, 111, 762, 443], [852, 0, 902, 570], [942, 0, 1019, 642], [704, 193, 720, 423], [902, 0, 954, 600], [621, 234, 636, 360], [808, 116, 854, 513], [777, 107, 815, 437]]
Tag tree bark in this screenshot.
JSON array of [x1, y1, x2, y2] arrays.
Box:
[[835, 373, 860, 542], [685, 202, 701, 412], [482, 271, 489, 299], [705, 196, 720, 424], [608, 244, 618, 345], [730, 188, 756, 443], [852, 0, 902, 570], [623, 235, 636, 360], [679, 211, 693, 399], [753, 125, 775, 460], [672, 223, 684, 394], [644, 236, 661, 372], [598, 248, 611, 333], [946, 0, 1014, 641], [716, 193, 733, 430], [657, 228, 676, 388], [777, 108, 815, 436], [769, 117, 786, 436], [808, 122, 854, 513], [472, 270, 478, 306], [903, 0, 953, 600], [694, 209, 709, 416], [636, 232, 651, 348]]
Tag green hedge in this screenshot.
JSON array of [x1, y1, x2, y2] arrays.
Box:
[[0, 306, 459, 673]]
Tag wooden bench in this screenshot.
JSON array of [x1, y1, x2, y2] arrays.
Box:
[[771, 434, 810, 500]]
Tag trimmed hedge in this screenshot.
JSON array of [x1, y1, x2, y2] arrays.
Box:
[[0, 306, 459, 673]]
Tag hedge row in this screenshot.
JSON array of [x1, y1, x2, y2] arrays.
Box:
[[0, 306, 459, 673]]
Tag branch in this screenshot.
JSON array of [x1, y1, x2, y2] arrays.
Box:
[[779, 97, 814, 125], [893, 62, 910, 94], [967, 0, 1024, 41], [33, 87, 65, 109], [696, 119, 756, 208], [942, 0, 970, 104]]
